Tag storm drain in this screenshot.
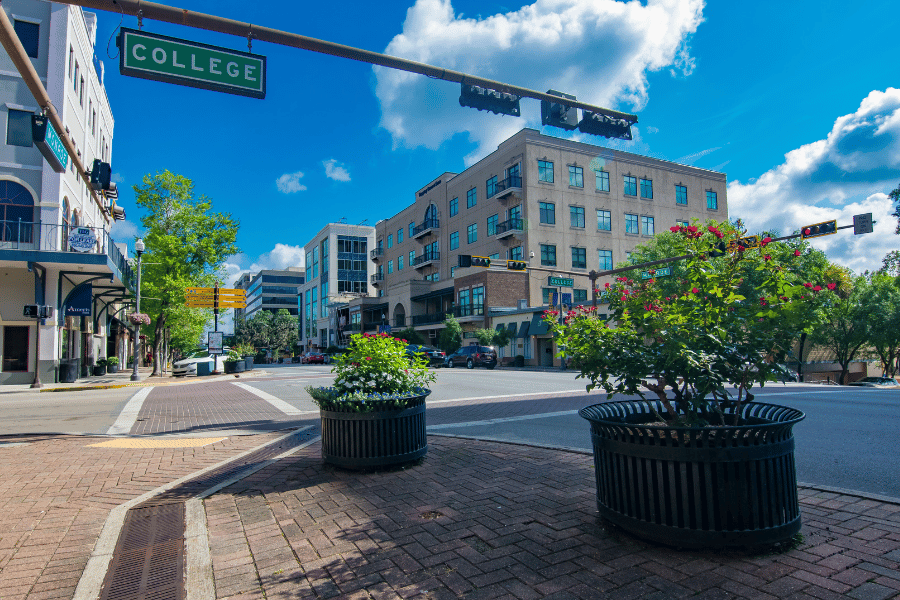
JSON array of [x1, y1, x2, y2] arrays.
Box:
[[99, 503, 184, 600]]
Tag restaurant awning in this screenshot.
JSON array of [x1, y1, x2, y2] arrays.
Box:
[[529, 312, 549, 336], [518, 320, 530, 338], [506, 322, 518, 337]]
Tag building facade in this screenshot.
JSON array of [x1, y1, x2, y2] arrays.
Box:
[[0, 1, 130, 384], [233, 267, 304, 321]]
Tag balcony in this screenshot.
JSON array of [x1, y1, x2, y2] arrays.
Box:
[[371, 273, 384, 285], [412, 312, 446, 326], [412, 250, 440, 269], [489, 174, 522, 200], [370, 247, 384, 261], [451, 303, 484, 319], [495, 218, 524, 239], [411, 218, 439, 240]]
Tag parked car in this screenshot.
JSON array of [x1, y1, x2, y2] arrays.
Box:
[[172, 348, 228, 377], [406, 344, 446, 368], [300, 351, 326, 364], [847, 376, 900, 388], [445, 345, 497, 369]]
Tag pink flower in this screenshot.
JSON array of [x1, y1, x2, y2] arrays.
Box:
[[365, 357, 372, 360]]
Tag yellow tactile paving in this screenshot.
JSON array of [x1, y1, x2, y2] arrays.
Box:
[[88, 437, 227, 448]]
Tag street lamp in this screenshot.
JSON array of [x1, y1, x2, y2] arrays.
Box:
[[130, 238, 144, 382]]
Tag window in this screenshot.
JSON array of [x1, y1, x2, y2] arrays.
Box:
[[305, 251, 312, 280], [597, 209, 611, 231], [570, 206, 585, 228], [676, 219, 690, 228], [487, 214, 498, 236], [472, 286, 484, 314], [398, 228, 403, 243], [387, 234, 393, 248], [488, 253, 499, 260], [598, 249, 613, 270], [13, 20, 39, 58], [641, 215, 655, 236], [310, 287, 317, 329], [458, 288, 470, 306], [640, 178, 653, 199], [398, 255, 403, 270], [508, 204, 521, 221], [409, 222, 415, 237], [6, 110, 33, 147], [538, 160, 554, 183], [3, 326, 29, 371], [676, 185, 688, 205], [509, 246, 523, 260], [312, 247, 319, 278], [467, 223, 477, 244], [450, 266, 456, 278], [539, 202, 555, 225], [79, 76, 84, 106], [572, 247, 586, 269], [595, 170, 610, 192], [486, 176, 497, 197], [450, 197, 458, 216], [450, 231, 459, 250], [410, 250, 416, 265], [540, 244, 556, 267], [542, 288, 554, 304], [625, 213, 639, 234], [73, 60, 79, 90], [68, 46, 74, 81], [707, 191, 718, 210], [388, 260, 393, 274], [320, 283, 328, 318], [623, 175, 637, 196], [568, 165, 584, 188], [467, 187, 477, 208], [574, 289, 588, 302]]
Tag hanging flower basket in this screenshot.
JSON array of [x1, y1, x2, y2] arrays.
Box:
[[127, 313, 151, 325]]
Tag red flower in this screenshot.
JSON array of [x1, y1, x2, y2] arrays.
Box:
[[604, 282, 611, 288], [401, 339, 407, 343], [691, 288, 699, 294], [707, 226, 724, 239], [794, 250, 801, 257], [764, 255, 772, 261], [803, 282, 813, 288], [813, 285, 822, 292], [670, 225, 681, 232], [621, 296, 627, 302], [365, 357, 372, 360], [827, 283, 836, 290], [760, 236, 772, 247]]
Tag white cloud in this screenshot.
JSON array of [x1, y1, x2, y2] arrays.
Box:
[[728, 88, 900, 274], [111, 172, 125, 184], [225, 244, 306, 282], [323, 159, 351, 182], [276, 171, 307, 193], [374, 0, 705, 160], [110, 219, 139, 245]]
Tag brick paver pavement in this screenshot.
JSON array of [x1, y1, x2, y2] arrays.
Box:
[[205, 436, 900, 600]]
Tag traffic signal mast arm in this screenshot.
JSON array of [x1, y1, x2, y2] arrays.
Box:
[[53, 0, 637, 125]]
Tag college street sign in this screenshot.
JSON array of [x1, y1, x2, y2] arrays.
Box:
[[117, 28, 266, 99], [31, 115, 68, 173]]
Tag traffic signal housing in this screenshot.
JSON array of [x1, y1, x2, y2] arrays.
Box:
[[458, 255, 472, 268], [471, 256, 491, 268], [459, 84, 521, 117], [506, 260, 527, 271], [541, 89, 578, 131], [801, 220, 837, 239], [727, 235, 760, 252], [578, 111, 634, 140], [90, 159, 111, 191], [707, 241, 727, 258]]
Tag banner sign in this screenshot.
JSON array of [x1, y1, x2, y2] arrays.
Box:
[[65, 283, 92, 317], [31, 115, 68, 172], [118, 28, 266, 99], [208, 331, 224, 354], [68, 227, 97, 252]]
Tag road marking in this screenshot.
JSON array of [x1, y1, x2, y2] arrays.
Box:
[[428, 410, 579, 430], [106, 386, 154, 435], [231, 381, 304, 415], [428, 389, 588, 405], [88, 437, 226, 448]]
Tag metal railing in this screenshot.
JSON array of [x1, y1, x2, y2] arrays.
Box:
[[370, 247, 384, 259], [412, 250, 440, 267], [412, 218, 439, 237], [371, 273, 384, 283], [490, 174, 522, 198], [495, 218, 524, 236], [412, 312, 445, 325], [0, 220, 133, 285]]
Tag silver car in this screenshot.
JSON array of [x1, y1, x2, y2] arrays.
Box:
[[847, 376, 900, 388]]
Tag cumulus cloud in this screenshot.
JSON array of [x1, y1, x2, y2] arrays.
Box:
[[323, 159, 351, 182], [374, 0, 704, 161], [225, 244, 306, 282], [276, 171, 307, 193], [728, 88, 900, 274], [110, 219, 139, 247]]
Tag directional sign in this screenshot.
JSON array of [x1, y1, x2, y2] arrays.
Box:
[[727, 236, 760, 251], [118, 28, 266, 99], [548, 276, 574, 287], [641, 266, 671, 279], [31, 115, 68, 173]]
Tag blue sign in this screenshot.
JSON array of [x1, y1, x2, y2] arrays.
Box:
[[551, 293, 572, 306], [32, 115, 69, 173], [65, 283, 92, 317]]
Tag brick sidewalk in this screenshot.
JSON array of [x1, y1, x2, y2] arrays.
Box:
[[206, 437, 900, 600]]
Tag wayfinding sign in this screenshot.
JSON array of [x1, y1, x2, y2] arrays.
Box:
[[31, 115, 68, 172], [117, 28, 266, 99], [548, 276, 574, 287]]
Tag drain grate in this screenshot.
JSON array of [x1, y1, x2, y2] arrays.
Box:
[[99, 504, 185, 600]]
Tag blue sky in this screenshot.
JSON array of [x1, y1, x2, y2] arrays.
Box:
[[99, 0, 900, 279]]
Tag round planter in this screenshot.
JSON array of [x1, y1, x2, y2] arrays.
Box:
[[107, 364, 119, 373], [242, 356, 254, 371], [320, 392, 429, 470], [58, 359, 79, 383], [580, 400, 805, 548], [92, 365, 107, 376]]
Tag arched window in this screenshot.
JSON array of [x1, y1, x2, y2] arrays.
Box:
[[424, 203, 437, 224], [0, 180, 35, 243]]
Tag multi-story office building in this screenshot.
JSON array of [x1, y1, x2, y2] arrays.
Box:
[[0, 2, 131, 384], [359, 128, 728, 363], [233, 267, 304, 321], [298, 222, 376, 351]]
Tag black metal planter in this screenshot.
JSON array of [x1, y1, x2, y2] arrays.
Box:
[[580, 400, 805, 548], [320, 393, 429, 469]]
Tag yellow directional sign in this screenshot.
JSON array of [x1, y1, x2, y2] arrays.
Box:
[[185, 287, 245, 297]]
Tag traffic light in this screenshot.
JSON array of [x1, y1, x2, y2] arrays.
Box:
[[726, 235, 760, 252], [459, 84, 521, 117], [577, 111, 634, 140], [707, 241, 727, 258], [541, 89, 578, 131], [90, 159, 111, 191], [506, 260, 527, 271], [471, 256, 491, 268], [458, 255, 472, 268], [801, 220, 837, 239]]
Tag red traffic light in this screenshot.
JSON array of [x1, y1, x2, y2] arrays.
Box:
[[800, 220, 837, 239]]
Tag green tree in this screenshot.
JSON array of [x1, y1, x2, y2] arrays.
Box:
[[860, 273, 900, 377], [808, 276, 871, 384], [271, 309, 300, 353], [438, 314, 462, 354], [890, 181, 899, 234], [474, 327, 513, 349], [394, 327, 425, 346], [134, 170, 239, 375]]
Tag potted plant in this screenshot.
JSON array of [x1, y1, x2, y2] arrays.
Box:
[[93, 358, 107, 376], [547, 220, 834, 548], [223, 349, 245, 374], [106, 356, 120, 373], [307, 333, 436, 469], [234, 343, 255, 371]]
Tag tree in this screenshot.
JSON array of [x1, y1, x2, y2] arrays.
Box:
[[133, 171, 239, 375], [808, 276, 871, 384], [860, 273, 900, 377], [394, 327, 425, 346], [890, 181, 900, 234], [438, 314, 462, 354], [474, 327, 513, 349], [270, 309, 300, 353]]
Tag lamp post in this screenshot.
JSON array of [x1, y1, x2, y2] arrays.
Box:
[[130, 238, 144, 382]]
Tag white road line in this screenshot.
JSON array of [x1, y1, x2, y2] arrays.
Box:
[[428, 389, 588, 405], [428, 410, 579, 430], [231, 382, 304, 415], [106, 386, 154, 435]]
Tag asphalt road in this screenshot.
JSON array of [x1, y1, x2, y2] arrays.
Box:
[[1, 365, 897, 497]]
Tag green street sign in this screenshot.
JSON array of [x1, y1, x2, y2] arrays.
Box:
[[641, 266, 671, 279], [117, 28, 266, 99], [31, 115, 68, 173], [548, 276, 574, 287]]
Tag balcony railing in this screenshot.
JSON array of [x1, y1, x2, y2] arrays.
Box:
[[451, 303, 485, 318], [412, 250, 440, 268], [371, 273, 384, 285], [370, 247, 383, 260], [412, 312, 446, 325], [489, 174, 522, 199], [495, 218, 524, 238], [411, 218, 439, 239], [0, 220, 134, 286]]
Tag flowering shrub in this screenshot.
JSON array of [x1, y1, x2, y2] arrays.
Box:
[[547, 219, 835, 426], [307, 333, 435, 412], [127, 313, 151, 325]]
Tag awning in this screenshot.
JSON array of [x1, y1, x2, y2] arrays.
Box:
[[495, 323, 505, 331], [362, 302, 389, 314], [530, 313, 549, 336], [506, 322, 518, 337], [411, 286, 454, 302], [518, 320, 530, 338]]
